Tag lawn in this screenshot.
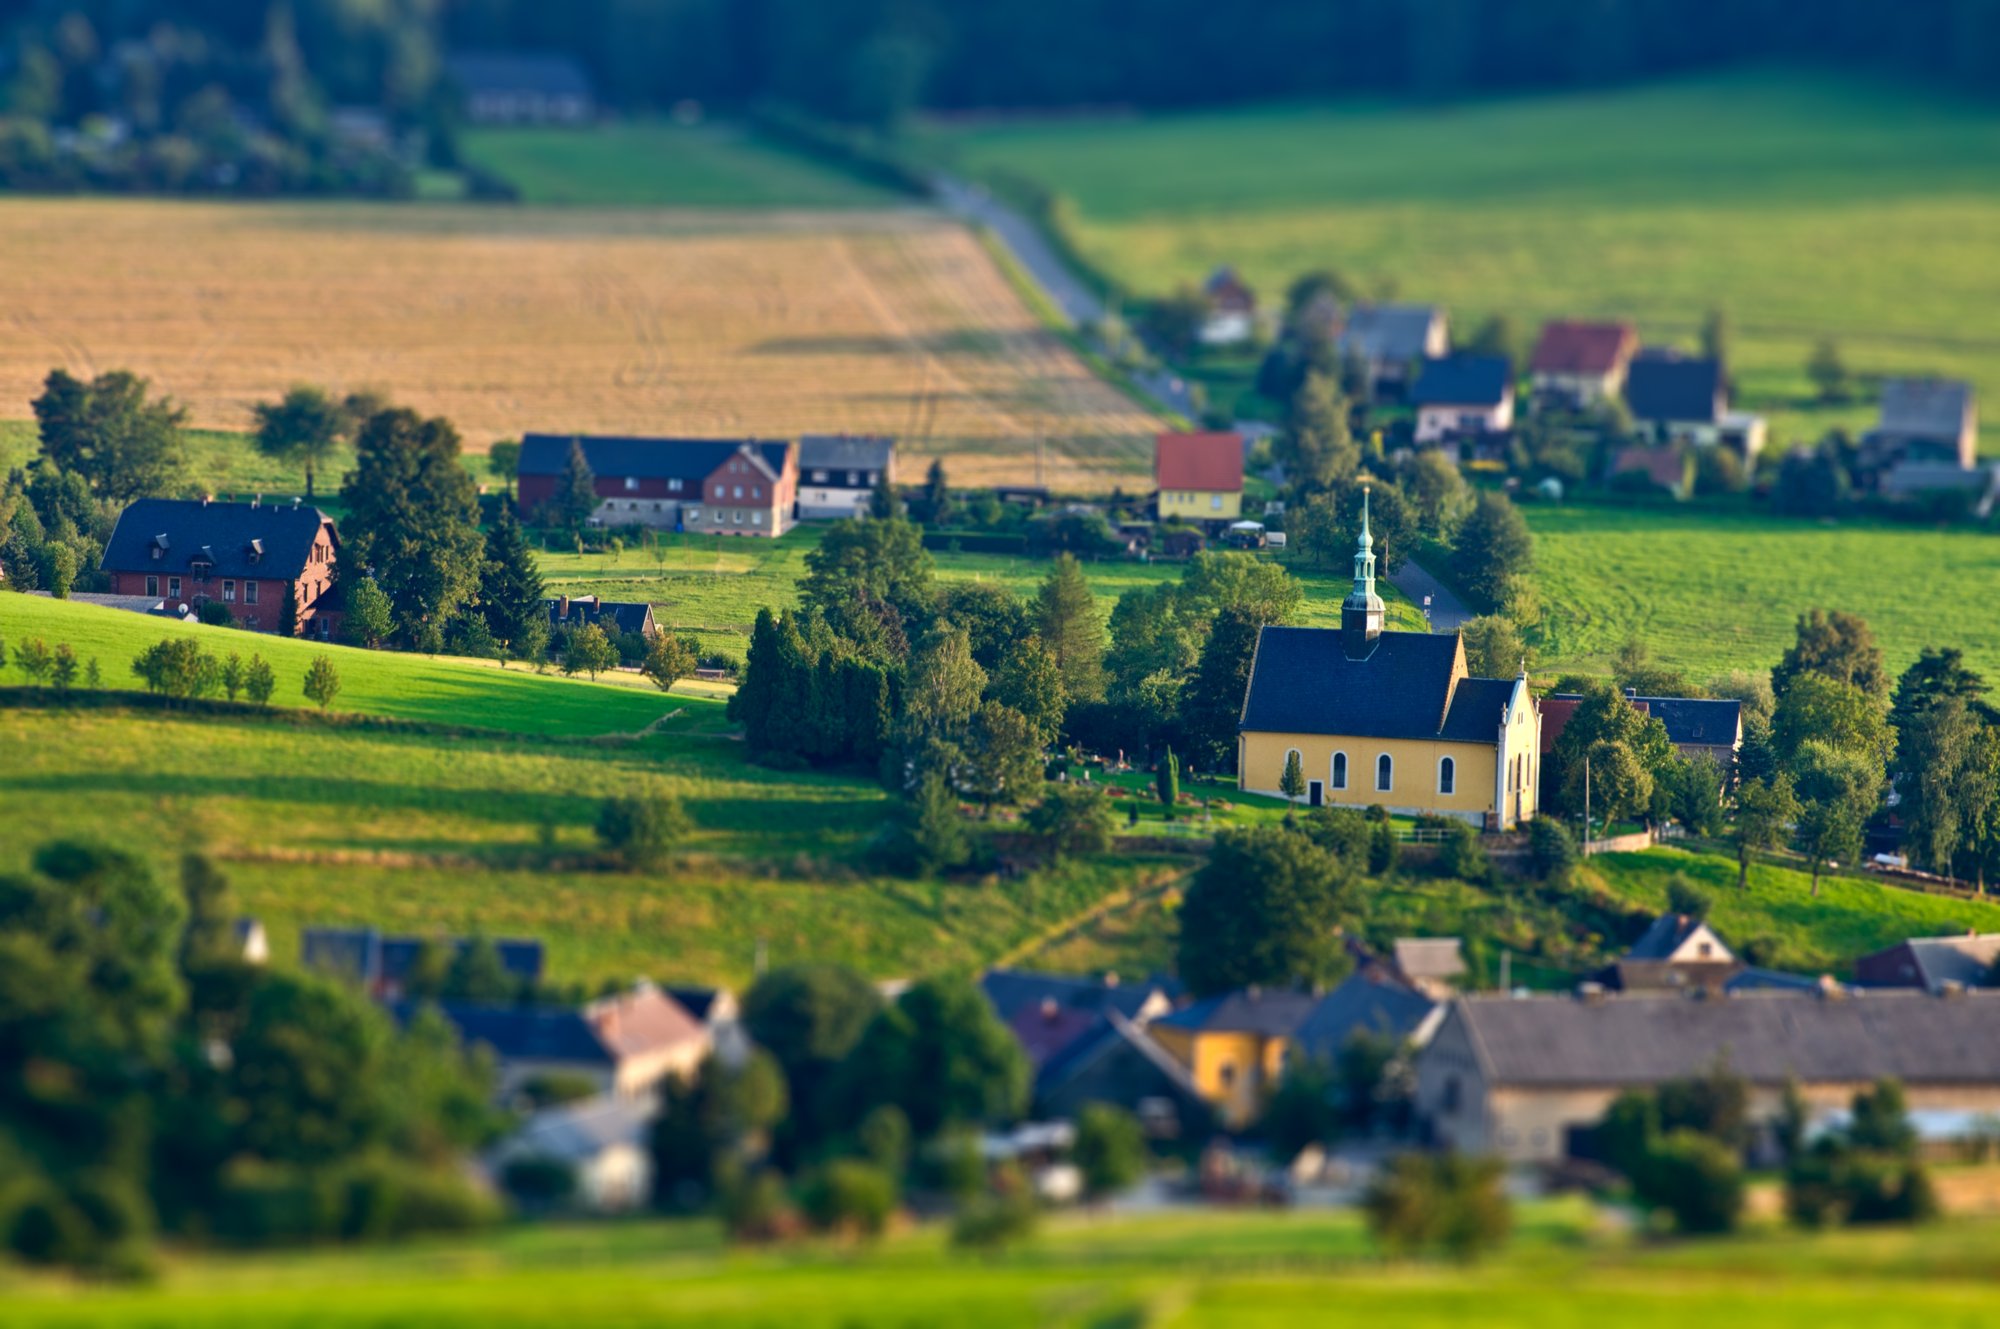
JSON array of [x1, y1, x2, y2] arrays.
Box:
[[458, 120, 900, 209], [13, 1203, 2000, 1326], [536, 526, 1427, 659], [926, 70, 2000, 449], [1523, 503, 2000, 681]]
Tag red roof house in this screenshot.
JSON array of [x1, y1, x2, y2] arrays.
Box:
[[1155, 432, 1245, 521], [1529, 320, 1638, 406]]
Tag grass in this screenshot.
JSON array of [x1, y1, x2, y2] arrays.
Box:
[[0, 419, 350, 510], [536, 526, 1426, 659], [1522, 502, 2000, 680], [13, 1203, 2000, 1325], [458, 120, 900, 209], [926, 69, 2000, 449], [0, 200, 1153, 488]]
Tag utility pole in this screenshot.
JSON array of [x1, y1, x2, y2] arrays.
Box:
[[1582, 753, 1592, 858], [1499, 949, 1511, 995]]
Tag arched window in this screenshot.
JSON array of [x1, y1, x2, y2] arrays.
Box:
[[1331, 752, 1348, 790], [1439, 756, 1456, 795], [1376, 753, 1393, 792]]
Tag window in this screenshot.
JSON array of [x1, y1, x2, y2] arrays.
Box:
[[1218, 1063, 1236, 1089], [1441, 1076, 1462, 1113], [668, 478, 683, 492], [733, 511, 742, 524], [623, 476, 639, 492], [752, 511, 763, 525], [1211, 493, 1223, 510], [629, 502, 639, 511], [751, 486, 761, 499], [848, 470, 861, 486], [653, 503, 662, 512], [812, 469, 828, 483], [145, 575, 159, 597], [1376, 754, 1393, 791], [1331, 752, 1347, 790], [687, 509, 703, 524], [245, 582, 258, 605], [223, 580, 237, 603], [169, 577, 181, 598], [1438, 756, 1455, 796], [732, 485, 743, 499]]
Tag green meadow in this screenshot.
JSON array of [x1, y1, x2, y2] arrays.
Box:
[[12, 1202, 2000, 1326], [0, 419, 343, 508], [927, 70, 2000, 448], [458, 121, 901, 208], [1522, 504, 2000, 680]]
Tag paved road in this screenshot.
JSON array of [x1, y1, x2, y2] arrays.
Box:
[[1386, 559, 1473, 632], [932, 174, 1201, 421]]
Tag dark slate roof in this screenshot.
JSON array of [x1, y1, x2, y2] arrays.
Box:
[[302, 928, 543, 985], [519, 434, 790, 483], [664, 986, 728, 1022], [100, 498, 331, 581], [1876, 378, 1973, 440], [1293, 972, 1439, 1061], [1642, 696, 1741, 747], [1450, 990, 2000, 1088], [394, 1000, 613, 1065], [379, 937, 544, 985], [1897, 936, 2000, 990], [979, 969, 1169, 1024], [1337, 305, 1443, 363], [445, 52, 594, 99], [1411, 355, 1513, 408], [1625, 351, 1722, 424], [1154, 988, 1319, 1038], [547, 596, 653, 637], [1035, 1009, 1207, 1104], [799, 435, 894, 471], [1242, 627, 1512, 742]]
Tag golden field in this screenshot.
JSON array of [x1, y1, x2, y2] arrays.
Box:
[[0, 200, 1156, 488]]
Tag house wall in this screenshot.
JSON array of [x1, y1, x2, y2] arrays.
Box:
[[578, 1144, 652, 1212], [797, 486, 872, 519], [1530, 369, 1623, 406], [1150, 1026, 1288, 1129], [1240, 730, 1537, 827], [521, 447, 799, 537], [1415, 396, 1515, 444], [1158, 488, 1243, 522], [107, 523, 338, 637], [609, 1036, 710, 1098]]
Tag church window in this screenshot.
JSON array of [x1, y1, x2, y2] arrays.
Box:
[[1376, 754, 1393, 791], [1331, 752, 1347, 790], [1438, 756, 1455, 795]]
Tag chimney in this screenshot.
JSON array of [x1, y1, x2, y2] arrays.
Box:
[[1575, 981, 1606, 1004], [292, 496, 302, 509], [1939, 979, 1966, 999], [201, 494, 212, 506], [1039, 996, 1060, 1021], [1102, 972, 1120, 988], [252, 493, 261, 508], [557, 595, 570, 619]]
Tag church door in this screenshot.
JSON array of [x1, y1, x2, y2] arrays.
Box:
[[1308, 780, 1323, 807]]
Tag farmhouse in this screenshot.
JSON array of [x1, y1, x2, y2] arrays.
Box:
[[796, 434, 895, 519], [1411, 354, 1515, 444], [1199, 266, 1258, 346], [1415, 988, 2000, 1163], [546, 594, 658, 641], [444, 52, 595, 126], [518, 434, 798, 537], [1854, 933, 2000, 991], [1528, 320, 1637, 406], [1859, 378, 1978, 475], [100, 497, 338, 637], [489, 1096, 654, 1214], [1541, 691, 1743, 770], [1154, 431, 1245, 524], [1334, 305, 1449, 397], [1236, 496, 1540, 828], [403, 984, 710, 1101], [1623, 349, 1766, 455]]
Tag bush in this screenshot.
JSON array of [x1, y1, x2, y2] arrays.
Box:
[[1072, 1103, 1147, 1200], [1437, 821, 1489, 882], [1639, 1130, 1744, 1235], [596, 794, 692, 868], [799, 1160, 896, 1239], [1527, 817, 1577, 882], [198, 600, 235, 626], [1024, 783, 1114, 859], [500, 1156, 578, 1209], [1363, 1152, 1512, 1262], [950, 1190, 1039, 1250], [716, 1163, 796, 1244]]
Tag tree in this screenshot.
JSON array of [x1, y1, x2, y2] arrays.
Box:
[[1700, 307, 1731, 369], [917, 458, 954, 527], [220, 652, 245, 701], [741, 964, 882, 1152], [1405, 448, 1469, 538], [1180, 606, 1267, 772], [1641, 1130, 1745, 1234], [1565, 740, 1651, 828], [1772, 446, 1851, 517], [1280, 368, 1358, 489], [340, 576, 395, 649], [1465, 313, 1524, 373], [640, 632, 700, 693], [1024, 783, 1114, 859], [801, 517, 933, 652], [1279, 749, 1306, 801], [1139, 283, 1210, 358], [1459, 614, 1529, 678], [302, 655, 341, 710], [596, 794, 692, 868], [838, 977, 1029, 1138], [1791, 740, 1881, 895], [243, 655, 275, 705], [552, 438, 599, 533], [1773, 609, 1888, 701], [444, 936, 516, 1003], [340, 409, 486, 643], [48, 642, 77, 695], [276, 582, 299, 638], [14, 636, 54, 685], [1035, 554, 1105, 703], [1177, 827, 1352, 996], [252, 386, 349, 498], [1450, 492, 1533, 608], [1337, 482, 1415, 576], [1157, 746, 1182, 808], [1806, 340, 1849, 403], [33, 368, 188, 502], [1772, 672, 1895, 768], [1073, 1104, 1146, 1201], [1263, 1056, 1340, 1157], [867, 471, 900, 520], [1364, 1153, 1512, 1262], [43, 542, 74, 598], [487, 440, 522, 493], [1733, 774, 1801, 889], [1286, 492, 1344, 569], [563, 623, 618, 680], [962, 702, 1043, 812], [479, 502, 546, 656], [1897, 697, 1993, 881], [1891, 647, 1986, 737], [988, 634, 1066, 745], [131, 637, 220, 700]]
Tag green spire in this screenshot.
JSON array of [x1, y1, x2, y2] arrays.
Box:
[[1351, 486, 1377, 599]]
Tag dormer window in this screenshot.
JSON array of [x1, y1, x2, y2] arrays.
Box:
[[246, 538, 264, 564], [624, 476, 640, 492]]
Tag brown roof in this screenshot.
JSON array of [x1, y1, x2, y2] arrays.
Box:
[[584, 986, 707, 1059], [1530, 320, 1637, 377], [1155, 432, 1244, 493]]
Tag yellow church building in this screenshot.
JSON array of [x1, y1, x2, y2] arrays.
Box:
[[1237, 494, 1541, 829]]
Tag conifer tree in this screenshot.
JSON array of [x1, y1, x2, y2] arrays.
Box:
[[1280, 749, 1306, 800], [1158, 746, 1182, 808], [277, 581, 299, 637], [480, 501, 547, 654], [1035, 554, 1105, 703], [556, 438, 598, 532]]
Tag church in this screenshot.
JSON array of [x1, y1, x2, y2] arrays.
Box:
[[1236, 494, 1542, 829]]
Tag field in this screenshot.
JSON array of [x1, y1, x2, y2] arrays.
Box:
[[928, 71, 2000, 447], [536, 527, 1427, 659], [0, 199, 1156, 489], [13, 1203, 2000, 1326], [1523, 504, 2000, 680], [459, 121, 898, 208]]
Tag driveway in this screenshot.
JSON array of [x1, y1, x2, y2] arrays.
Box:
[[1386, 559, 1473, 632]]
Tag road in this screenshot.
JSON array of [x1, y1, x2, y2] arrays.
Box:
[[1386, 560, 1473, 632]]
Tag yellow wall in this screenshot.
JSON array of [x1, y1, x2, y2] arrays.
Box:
[[1158, 488, 1242, 521], [1152, 1026, 1289, 1128]]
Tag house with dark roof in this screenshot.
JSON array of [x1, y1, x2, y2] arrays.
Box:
[[1291, 969, 1444, 1063], [1150, 988, 1322, 1128], [100, 497, 340, 637], [1199, 266, 1258, 346], [546, 594, 657, 641], [302, 927, 545, 1001], [1855, 933, 2000, 992], [1528, 320, 1637, 406], [1623, 349, 1765, 455], [1594, 912, 1739, 992], [1035, 1009, 1215, 1140], [1237, 494, 1541, 828], [517, 434, 798, 537], [796, 435, 895, 520], [1412, 355, 1515, 444], [1335, 305, 1449, 397], [1860, 378, 1978, 477], [1542, 691, 1742, 771], [402, 984, 710, 1100], [445, 52, 595, 125], [1416, 988, 2000, 1162], [1154, 431, 1245, 524]]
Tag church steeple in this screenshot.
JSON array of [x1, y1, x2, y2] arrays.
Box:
[[1341, 486, 1386, 659]]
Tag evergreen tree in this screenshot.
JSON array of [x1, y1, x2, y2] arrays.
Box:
[[444, 937, 516, 1003], [479, 502, 546, 654], [1451, 492, 1534, 608], [1181, 606, 1265, 772], [867, 471, 900, 519], [920, 459, 953, 526], [1280, 368, 1358, 489], [1158, 746, 1182, 808], [1279, 749, 1305, 800], [1035, 553, 1105, 703], [554, 438, 598, 532], [244, 655, 275, 705], [340, 409, 485, 643], [1773, 609, 1889, 701], [277, 581, 299, 637], [340, 576, 394, 648], [302, 655, 341, 710]]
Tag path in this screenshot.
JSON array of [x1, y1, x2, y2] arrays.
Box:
[[1386, 559, 1473, 631], [932, 174, 1199, 421]]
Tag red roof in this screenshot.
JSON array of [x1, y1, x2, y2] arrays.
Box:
[[1539, 695, 1651, 754], [1530, 320, 1637, 376], [1155, 432, 1244, 493]]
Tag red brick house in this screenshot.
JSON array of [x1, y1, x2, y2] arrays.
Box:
[[517, 434, 798, 537], [100, 497, 339, 636]]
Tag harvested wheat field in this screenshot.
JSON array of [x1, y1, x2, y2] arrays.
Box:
[[0, 200, 1157, 488]]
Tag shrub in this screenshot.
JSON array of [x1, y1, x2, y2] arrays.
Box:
[[1072, 1103, 1147, 1200], [198, 600, 235, 626], [1639, 1130, 1744, 1235], [244, 655, 276, 705], [716, 1164, 795, 1244], [1025, 783, 1114, 859], [1527, 817, 1576, 882], [131, 637, 221, 700], [595, 794, 692, 869], [1437, 821, 1489, 881], [799, 1160, 896, 1239], [499, 1155, 578, 1210], [302, 655, 341, 710], [1364, 1152, 1512, 1262], [951, 1190, 1039, 1250]]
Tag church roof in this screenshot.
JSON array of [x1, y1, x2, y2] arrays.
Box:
[[1241, 627, 1513, 742]]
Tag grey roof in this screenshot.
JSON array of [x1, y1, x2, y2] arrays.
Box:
[[498, 1095, 652, 1165], [979, 969, 1170, 1024], [1902, 936, 2000, 990], [445, 52, 594, 99], [1625, 351, 1722, 424], [1411, 355, 1512, 408], [1153, 988, 1319, 1037], [1876, 378, 1973, 440], [1393, 938, 1467, 983], [1336, 305, 1443, 363], [100, 498, 332, 581], [664, 986, 728, 1022], [519, 434, 790, 483], [547, 596, 653, 638], [1294, 972, 1439, 1061], [1624, 913, 1717, 961], [1881, 461, 1993, 495], [1241, 627, 1518, 744], [1448, 989, 2000, 1088], [799, 435, 894, 471]]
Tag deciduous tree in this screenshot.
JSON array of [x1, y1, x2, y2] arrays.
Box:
[[340, 409, 485, 644], [302, 655, 340, 710], [33, 368, 187, 502], [1177, 826, 1352, 996], [252, 386, 350, 498]]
